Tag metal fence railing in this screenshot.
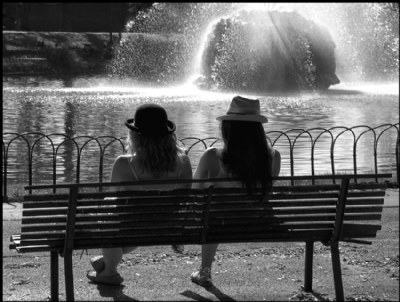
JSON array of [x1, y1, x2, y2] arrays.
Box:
[[2, 123, 399, 201]]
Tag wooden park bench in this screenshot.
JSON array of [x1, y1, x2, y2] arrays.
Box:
[[10, 174, 391, 301]]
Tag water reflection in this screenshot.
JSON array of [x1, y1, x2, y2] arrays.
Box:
[[2, 76, 399, 184]]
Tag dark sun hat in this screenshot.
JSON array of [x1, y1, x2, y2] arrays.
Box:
[[216, 96, 268, 123], [125, 104, 176, 137]]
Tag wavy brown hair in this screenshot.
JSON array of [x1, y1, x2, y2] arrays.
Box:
[[220, 120, 272, 196], [126, 130, 183, 177]]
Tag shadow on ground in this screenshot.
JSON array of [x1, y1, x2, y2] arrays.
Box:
[[181, 283, 235, 301], [96, 283, 138, 301]]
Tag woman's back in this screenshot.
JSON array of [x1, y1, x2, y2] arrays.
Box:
[[111, 153, 192, 191], [194, 146, 280, 189]]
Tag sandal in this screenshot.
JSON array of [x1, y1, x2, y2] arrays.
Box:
[[171, 245, 184, 254], [86, 270, 123, 285], [90, 255, 105, 273], [190, 267, 212, 287]]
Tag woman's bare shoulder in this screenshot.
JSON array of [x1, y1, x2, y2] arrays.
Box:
[[202, 147, 221, 158], [199, 147, 221, 174], [112, 154, 134, 168], [114, 154, 132, 161]]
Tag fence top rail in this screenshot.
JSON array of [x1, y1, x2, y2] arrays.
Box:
[[25, 173, 392, 190]]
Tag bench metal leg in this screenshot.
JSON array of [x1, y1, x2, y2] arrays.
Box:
[[64, 250, 75, 301], [50, 251, 59, 301], [330, 241, 345, 301], [304, 241, 314, 292]]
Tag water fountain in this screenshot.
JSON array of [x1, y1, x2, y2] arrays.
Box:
[[111, 3, 398, 89], [195, 9, 339, 92]]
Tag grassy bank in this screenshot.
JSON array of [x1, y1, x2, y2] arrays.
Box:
[[3, 31, 117, 75], [3, 31, 186, 79]]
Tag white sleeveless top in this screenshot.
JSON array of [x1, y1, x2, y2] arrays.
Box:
[[123, 154, 187, 190]]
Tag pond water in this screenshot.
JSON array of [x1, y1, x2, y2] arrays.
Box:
[[2, 75, 399, 185]]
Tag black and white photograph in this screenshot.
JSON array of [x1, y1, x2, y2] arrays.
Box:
[[3, 3, 399, 301]]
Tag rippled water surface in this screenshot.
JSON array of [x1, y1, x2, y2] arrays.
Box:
[[2, 76, 399, 184]]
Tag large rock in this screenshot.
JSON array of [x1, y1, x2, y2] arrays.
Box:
[[197, 10, 340, 91]]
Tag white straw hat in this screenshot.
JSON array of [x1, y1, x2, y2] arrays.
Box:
[[216, 96, 268, 123]]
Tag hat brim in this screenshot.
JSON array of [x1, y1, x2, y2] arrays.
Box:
[[216, 115, 268, 123], [125, 119, 176, 134]]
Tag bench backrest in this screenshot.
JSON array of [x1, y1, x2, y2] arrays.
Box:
[[18, 175, 389, 253]]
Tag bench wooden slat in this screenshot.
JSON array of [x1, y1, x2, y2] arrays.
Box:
[[209, 213, 382, 223], [77, 189, 207, 198], [22, 198, 340, 210], [347, 191, 386, 198], [20, 210, 383, 226], [207, 227, 334, 235], [23, 222, 381, 239], [23, 188, 208, 201], [209, 206, 383, 215], [22, 203, 199, 216], [207, 223, 381, 236], [15, 245, 63, 253], [21, 211, 201, 224], [346, 198, 384, 205], [20, 213, 383, 226], [207, 230, 332, 240], [24, 194, 70, 201], [19, 238, 64, 247], [22, 219, 333, 238], [19, 231, 205, 247], [21, 233, 65, 240], [20, 223, 341, 239], [23, 192, 342, 203], [20, 235, 200, 251], [20, 224, 203, 239], [22, 196, 204, 208], [23, 195, 204, 205], [21, 195, 385, 211], [349, 183, 389, 190], [15, 232, 352, 253], [209, 192, 340, 201], [21, 218, 202, 233], [21, 201, 384, 218], [9, 234, 21, 250]]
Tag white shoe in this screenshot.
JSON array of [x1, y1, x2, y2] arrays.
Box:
[[190, 267, 212, 287]]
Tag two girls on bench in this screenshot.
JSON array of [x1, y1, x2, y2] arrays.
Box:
[[86, 96, 280, 287], [87, 103, 192, 285], [190, 96, 281, 286]]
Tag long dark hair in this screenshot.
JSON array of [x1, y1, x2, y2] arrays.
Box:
[[220, 120, 272, 196], [127, 130, 183, 177]]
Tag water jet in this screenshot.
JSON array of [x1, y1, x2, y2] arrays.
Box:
[[196, 9, 339, 92]]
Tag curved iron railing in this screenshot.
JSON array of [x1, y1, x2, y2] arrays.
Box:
[[2, 123, 399, 201]]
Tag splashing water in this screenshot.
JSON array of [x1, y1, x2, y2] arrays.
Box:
[[113, 3, 398, 88]]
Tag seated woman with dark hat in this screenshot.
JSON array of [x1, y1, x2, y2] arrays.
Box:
[[87, 103, 192, 285], [190, 96, 281, 287]]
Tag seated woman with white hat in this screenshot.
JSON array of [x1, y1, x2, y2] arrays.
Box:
[[190, 96, 281, 286]]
